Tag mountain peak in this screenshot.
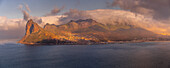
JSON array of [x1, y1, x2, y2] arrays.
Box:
[[25, 19, 41, 36], [76, 19, 95, 22], [18, 19, 56, 44]]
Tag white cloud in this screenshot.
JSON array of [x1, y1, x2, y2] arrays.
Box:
[[0, 16, 25, 30], [45, 6, 64, 16]]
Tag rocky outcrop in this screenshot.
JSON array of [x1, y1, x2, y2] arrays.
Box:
[[25, 19, 41, 36], [18, 19, 55, 44], [18, 19, 167, 45]]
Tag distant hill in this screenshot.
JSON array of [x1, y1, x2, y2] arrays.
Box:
[[18, 19, 170, 45]]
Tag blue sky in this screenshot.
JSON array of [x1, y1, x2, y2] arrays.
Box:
[[0, 0, 113, 19]]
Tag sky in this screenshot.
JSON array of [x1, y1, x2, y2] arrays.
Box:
[[0, 0, 170, 42], [0, 0, 112, 19]]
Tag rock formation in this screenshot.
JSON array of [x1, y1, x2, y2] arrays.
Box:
[[18, 19, 170, 45]]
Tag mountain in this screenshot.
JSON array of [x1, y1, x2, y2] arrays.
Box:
[[18, 19, 56, 44], [18, 19, 169, 45]]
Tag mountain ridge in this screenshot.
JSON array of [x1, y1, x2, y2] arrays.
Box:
[[18, 19, 170, 45]]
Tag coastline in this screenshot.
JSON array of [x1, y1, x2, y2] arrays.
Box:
[[18, 40, 170, 46]]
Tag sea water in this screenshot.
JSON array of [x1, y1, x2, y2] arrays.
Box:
[[1, 42, 170, 68]]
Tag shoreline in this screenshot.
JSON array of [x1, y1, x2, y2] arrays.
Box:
[[19, 40, 170, 46]]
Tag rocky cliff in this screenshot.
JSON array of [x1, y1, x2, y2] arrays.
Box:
[[18, 19, 56, 44], [18, 19, 169, 45]]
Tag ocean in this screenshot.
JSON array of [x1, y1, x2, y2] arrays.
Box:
[[1, 42, 170, 68]]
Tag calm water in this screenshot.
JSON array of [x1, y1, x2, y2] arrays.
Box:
[[1, 42, 170, 68]]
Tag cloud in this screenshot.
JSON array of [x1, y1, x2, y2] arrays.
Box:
[[0, 4, 32, 40], [104, 0, 170, 35], [40, 15, 63, 26], [0, 16, 26, 40], [18, 4, 44, 24], [110, 0, 170, 20], [45, 6, 64, 16], [22, 10, 30, 21], [86, 9, 170, 35], [18, 4, 31, 21], [18, 4, 62, 25], [59, 9, 91, 24], [25, 4, 31, 12], [0, 17, 24, 30], [0, 4, 33, 40]]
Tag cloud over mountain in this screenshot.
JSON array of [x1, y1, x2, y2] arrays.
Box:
[[59, 9, 91, 24], [0, 16, 24, 30], [58, 9, 170, 35], [0, 16, 25, 40], [110, 0, 170, 20], [105, 0, 170, 35], [18, 4, 31, 21], [25, 4, 31, 12], [87, 9, 170, 34]]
